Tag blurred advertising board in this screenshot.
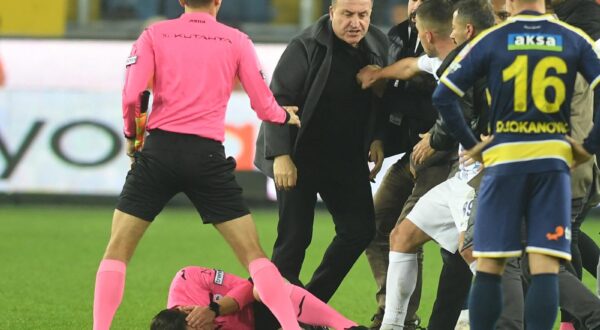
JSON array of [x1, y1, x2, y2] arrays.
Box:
[[0, 39, 284, 196], [0, 39, 397, 199]]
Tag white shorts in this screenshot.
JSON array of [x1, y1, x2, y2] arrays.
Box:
[[406, 175, 475, 253]]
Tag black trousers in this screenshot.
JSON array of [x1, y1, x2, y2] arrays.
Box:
[[254, 159, 375, 329], [427, 248, 473, 330], [271, 159, 376, 302]]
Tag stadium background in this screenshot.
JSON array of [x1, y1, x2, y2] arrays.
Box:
[[0, 1, 597, 329]]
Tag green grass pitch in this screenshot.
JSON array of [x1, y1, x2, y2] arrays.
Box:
[[1, 206, 598, 329]]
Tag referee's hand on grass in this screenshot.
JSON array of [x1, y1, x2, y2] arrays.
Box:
[[284, 106, 301, 127]]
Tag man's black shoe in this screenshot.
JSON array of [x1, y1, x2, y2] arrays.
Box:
[[369, 307, 384, 330]]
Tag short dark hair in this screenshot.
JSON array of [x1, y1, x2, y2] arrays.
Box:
[[455, 0, 496, 32], [416, 0, 454, 36], [186, 0, 213, 7], [331, 0, 373, 5], [150, 309, 187, 330]]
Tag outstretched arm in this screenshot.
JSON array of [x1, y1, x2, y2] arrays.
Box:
[[237, 35, 300, 127], [357, 57, 421, 89]]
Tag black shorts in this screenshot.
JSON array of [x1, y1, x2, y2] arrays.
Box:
[[116, 129, 250, 223]]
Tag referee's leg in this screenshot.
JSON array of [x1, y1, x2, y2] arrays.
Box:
[[214, 214, 267, 268], [103, 210, 151, 262], [94, 210, 151, 330], [215, 215, 302, 330]]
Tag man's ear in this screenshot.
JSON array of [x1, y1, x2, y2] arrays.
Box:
[[466, 23, 475, 40], [426, 30, 434, 44]]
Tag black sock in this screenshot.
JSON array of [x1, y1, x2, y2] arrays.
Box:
[[469, 271, 502, 329], [525, 273, 558, 330]]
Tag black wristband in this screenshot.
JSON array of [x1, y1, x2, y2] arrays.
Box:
[[208, 301, 221, 317], [282, 108, 290, 125]]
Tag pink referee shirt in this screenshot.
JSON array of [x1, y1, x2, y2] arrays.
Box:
[[122, 12, 287, 141], [167, 266, 255, 330]]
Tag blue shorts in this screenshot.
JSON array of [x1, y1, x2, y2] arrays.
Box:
[[473, 171, 571, 260]]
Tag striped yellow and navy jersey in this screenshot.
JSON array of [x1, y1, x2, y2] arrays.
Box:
[[433, 10, 600, 176]]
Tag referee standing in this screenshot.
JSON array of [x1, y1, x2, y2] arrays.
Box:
[[92, 1, 304, 329]]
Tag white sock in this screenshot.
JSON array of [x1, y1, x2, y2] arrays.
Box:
[[381, 251, 418, 329], [469, 261, 477, 275]]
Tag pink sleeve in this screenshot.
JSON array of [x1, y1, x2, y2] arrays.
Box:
[[237, 34, 287, 124], [225, 279, 255, 310], [167, 267, 212, 308], [122, 28, 154, 138]]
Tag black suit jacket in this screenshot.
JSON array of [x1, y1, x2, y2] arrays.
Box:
[[381, 20, 438, 157], [554, 0, 600, 41], [254, 15, 389, 177]]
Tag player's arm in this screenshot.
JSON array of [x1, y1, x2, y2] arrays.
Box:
[[237, 34, 299, 126], [206, 277, 254, 317], [432, 84, 478, 150], [357, 57, 421, 89], [433, 41, 488, 154], [223, 279, 255, 311], [122, 28, 155, 140]]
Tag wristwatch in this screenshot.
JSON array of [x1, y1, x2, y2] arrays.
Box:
[[208, 301, 221, 317]]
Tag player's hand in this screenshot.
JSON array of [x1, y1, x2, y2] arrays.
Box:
[[461, 135, 493, 166], [125, 138, 135, 164], [356, 65, 381, 89], [369, 139, 384, 181], [412, 133, 434, 165], [179, 305, 217, 329], [273, 154, 297, 190], [566, 135, 593, 169], [284, 106, 301, 127]]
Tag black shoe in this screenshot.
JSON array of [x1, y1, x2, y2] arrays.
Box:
[[404, 315, 426, 330], [369, 307, 384, 330], [347, 327, 369, 330]]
